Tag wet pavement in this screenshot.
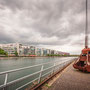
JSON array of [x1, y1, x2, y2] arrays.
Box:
[[48, 63, 90, 90]]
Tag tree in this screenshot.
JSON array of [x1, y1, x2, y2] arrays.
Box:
[[0, 48, 8, 56], [14, 51, 18, 56]]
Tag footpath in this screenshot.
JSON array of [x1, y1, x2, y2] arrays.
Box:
[[48, 63, 90, 90]]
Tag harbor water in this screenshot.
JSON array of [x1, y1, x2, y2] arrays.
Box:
[[0, 57, 75, 90]]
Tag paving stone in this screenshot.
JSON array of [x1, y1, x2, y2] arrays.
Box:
[[48, 63, 90, 90]]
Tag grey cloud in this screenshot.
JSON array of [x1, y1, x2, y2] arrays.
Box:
[[0, 27, 15, 43], [0, 0, 90, 54], [0, 0, 23, 10]]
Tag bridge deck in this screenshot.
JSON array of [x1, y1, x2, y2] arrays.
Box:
[[48, 63, 90, 90]]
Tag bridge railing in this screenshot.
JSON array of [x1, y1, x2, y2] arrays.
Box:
[[0, 58, 75, 90]]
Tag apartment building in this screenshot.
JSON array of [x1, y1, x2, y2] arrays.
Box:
[[0, 43, 70, 56], [0, 43, 22, 56]]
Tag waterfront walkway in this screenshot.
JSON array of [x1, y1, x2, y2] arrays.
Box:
[[48, 63, 90, 90]]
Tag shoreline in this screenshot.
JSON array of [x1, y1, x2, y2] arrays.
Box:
[[0, 56, 77, 60]]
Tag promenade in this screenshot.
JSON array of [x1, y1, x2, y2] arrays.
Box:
[[48, 63, 90, 90]]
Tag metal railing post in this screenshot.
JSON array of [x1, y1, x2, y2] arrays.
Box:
[[3, 73, 8, 90], [38, 65, 43, 83]]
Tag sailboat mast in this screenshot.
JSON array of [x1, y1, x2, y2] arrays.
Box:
[[85, 0, 88, 48]]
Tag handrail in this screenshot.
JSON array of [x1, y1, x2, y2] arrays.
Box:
[[16, 60, 72, 90], [0, 57, 75, 90], [0, 58, 68, 75]]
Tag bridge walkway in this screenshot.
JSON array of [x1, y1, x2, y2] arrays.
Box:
[[47, 63, 90, 90]]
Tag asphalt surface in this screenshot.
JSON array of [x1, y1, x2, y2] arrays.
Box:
[[48, 63, 90, 90]]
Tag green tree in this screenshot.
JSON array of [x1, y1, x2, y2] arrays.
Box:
[[14, 51, 18, 56], [0, 48, 8, 56]]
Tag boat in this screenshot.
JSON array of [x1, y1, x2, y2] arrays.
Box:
[[73, 0, 90, 72]]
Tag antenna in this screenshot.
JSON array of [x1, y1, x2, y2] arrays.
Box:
[[85, 0, 88, 48]]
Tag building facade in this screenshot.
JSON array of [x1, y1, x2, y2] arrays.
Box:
[[0, 43, 70, 56], [0, 43, 22, 56]]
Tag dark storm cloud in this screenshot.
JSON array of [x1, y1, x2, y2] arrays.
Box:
[[0, 0, 23, 10], [0, 0, 90, 54]]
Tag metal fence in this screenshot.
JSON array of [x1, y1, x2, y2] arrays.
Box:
[[0, 58, 75, 90]]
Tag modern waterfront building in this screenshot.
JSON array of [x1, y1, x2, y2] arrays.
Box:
[[36, 48, 42, 56], [54, 50, 59, 55], [0, 43, 22, 56], [0, 43, 70, 56], [50, 50, 55, 55], [19, 46, 37, 56], [19, 45, 29, 56], [29, 46, 36, 55], [46, 49, 51, 54], [58, 51, 70, 55], [42, 48, 48, 56]]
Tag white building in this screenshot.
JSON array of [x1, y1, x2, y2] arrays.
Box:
[[0, 43, 22, 56], [0, 43, 70, 56]]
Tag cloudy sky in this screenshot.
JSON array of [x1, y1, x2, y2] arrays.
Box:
[[0, 0, 90, 54]]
